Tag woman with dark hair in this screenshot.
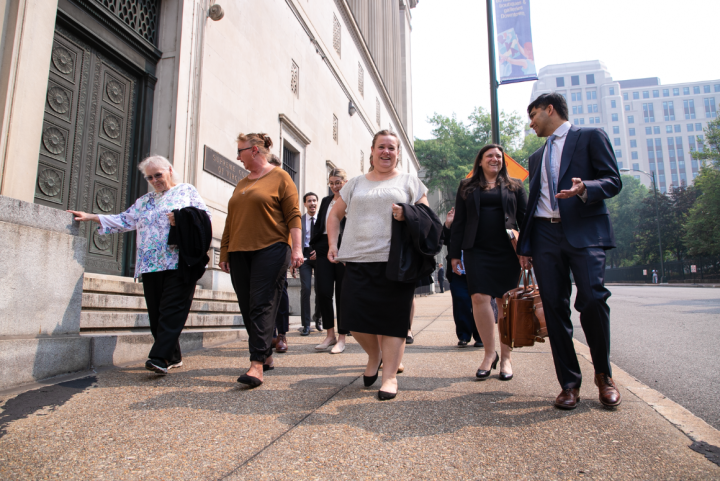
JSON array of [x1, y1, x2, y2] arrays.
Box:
[[449, 144, 527, 382]]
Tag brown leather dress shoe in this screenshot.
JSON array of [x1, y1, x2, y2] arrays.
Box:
[[555, 388, 580, 410], [275, 334, 288, 353], [595, 373, 621, 408]]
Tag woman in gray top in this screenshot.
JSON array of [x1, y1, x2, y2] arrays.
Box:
[[326, 130, 428, 400]]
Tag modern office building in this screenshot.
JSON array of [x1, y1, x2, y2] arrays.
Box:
[[530, 61, 719, 192]]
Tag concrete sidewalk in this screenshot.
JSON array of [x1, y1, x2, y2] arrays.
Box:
[[1, 294, 719, 480]]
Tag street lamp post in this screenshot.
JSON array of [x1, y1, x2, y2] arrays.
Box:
[[620, 168, 665, 283]]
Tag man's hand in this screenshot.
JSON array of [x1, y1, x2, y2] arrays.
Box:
[[309, 250, 316, 261], [291, 247, 304, 268], [291, 267, 298, 278], [556, 178, 586, 199], [219, 261, 230, 273], [445, 207, 455, 228], [518, 256, 533, 270], [451, 258, 463, 275]]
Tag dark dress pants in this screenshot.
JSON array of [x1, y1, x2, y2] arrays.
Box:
[[142, 269, 197, 363], [449, 273, 481, 343], [275, 280, 289, 335], [229, 243, 291, 363], [530, 220, 612, 390], [314, 241, 348, 334], [299, 247, 320, 328]]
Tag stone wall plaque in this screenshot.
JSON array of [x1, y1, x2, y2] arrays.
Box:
[[203, 145, 248, 186]]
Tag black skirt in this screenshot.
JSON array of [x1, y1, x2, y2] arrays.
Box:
[[341, 262, 415, 338]]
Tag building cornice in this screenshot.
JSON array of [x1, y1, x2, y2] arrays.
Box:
[[279, 114, 312, 145]]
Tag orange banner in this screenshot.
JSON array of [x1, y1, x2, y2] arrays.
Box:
[[465, 153, 529, 181]]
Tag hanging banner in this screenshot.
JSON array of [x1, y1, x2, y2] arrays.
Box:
[[494, 0, 538, 85]]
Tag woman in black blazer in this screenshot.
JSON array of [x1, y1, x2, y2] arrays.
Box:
[[449, 144, 527, 381], [310, 169, 349, 353]]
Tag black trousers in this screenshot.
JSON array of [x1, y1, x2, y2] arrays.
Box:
[[229, 243, 290, 363], [142, 269, 197, 363], [314, 238, 348, 334], [275, 280, 289, 335], [299, 247, 320, 328], [531, 220, 612, 390], [449, 273, 481, 343]]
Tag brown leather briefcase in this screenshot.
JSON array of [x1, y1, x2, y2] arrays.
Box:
[[499, 270, 548, 348]]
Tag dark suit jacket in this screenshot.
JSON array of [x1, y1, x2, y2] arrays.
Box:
[[309, 195, 346, 252], [448, 182, 527, 260], [516, 125, 622, 256], [386, 203, 443, 283]]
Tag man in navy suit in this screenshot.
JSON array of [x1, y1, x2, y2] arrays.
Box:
[[517, 93, 622, 410]]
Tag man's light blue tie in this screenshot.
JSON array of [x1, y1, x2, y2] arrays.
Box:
[[545, 134, 557, 211]]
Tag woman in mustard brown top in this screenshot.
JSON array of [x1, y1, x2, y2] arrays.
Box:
[[219, 133, 303, 388]]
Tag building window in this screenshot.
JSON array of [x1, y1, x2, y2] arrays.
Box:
[[633, 163, 640, 171], [683, 87, 690, 95], [610, 87, 615, 95], [572, 105, 583, 115], [613, 126, 620, 134], [611, 100, 616, 108], [556, 77, 565, 87], [586, 74, 595, 84], [633, 92, 640, 100], [693, 86, 700, 94], [654, 126, 661, 134], [595, 117, 600, 123], [291, 60, 299, 97], [332, 114, 338, 143], [653, 90, 660, 98], [571, 92, 582, 102], [588, 104, 598, 113], [571, 75, 580, 86], [684, 99, 696, 119], [696, 122, 702, 131], [577, 118, 585, 125], [589, 117, 595, 124], [645, 127, 652, 135], [697, 135, 704, 151], [643, 91, 649, 99], [376, 98, 381, 125], [655, 138, 663, 160], [674, 125, 681, 133], [618, 161, 624, 169], [358, 63, 364, 97], [333, 14, 341, 56], [642, 103, 655, 122], [715, 84, 720, 92], [282, 143, 299, 185], [687, 123, 694, 132], [612, 113, 619, 121], [587, 90, 597, 100], [647, 139, 655, 159], [688, 136, 696, 151], [614, 137, 621, 146], [666, 125, 673, 134], [631, 151, 638, 160], [630, 140, 637, 148], [615, 149, 622, 158], [625, 104, 630, 111], [663, 89, 669, 97], [704, 98, 717, 118], [629, 128, 635, 136], [673, 88, 680, 96], [704, 85, 711, 93], [662, 101, 675, 121], [623, 92, 629, 101], [676, 137, 684, 158]]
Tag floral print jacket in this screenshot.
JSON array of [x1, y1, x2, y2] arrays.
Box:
[[98, 183, 211, 278]]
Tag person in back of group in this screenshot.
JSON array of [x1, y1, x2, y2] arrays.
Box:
[[310, 169, 350, 354], [69, 155, 211, 375], [450, 144, 527, 382], [327, 131, 429, 400], [267, 154, 291, 353], [442, 208, 483, 348], [437, 264, 445, 293], [219, 133, 303, 388], [517, 93, 622, 410], [298, 191, 323, 337]]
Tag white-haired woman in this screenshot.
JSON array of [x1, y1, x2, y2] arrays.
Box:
[[68, 155, 211, 375]]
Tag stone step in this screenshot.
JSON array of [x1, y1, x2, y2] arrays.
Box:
[[80, 311, 243, 330], [82, 273, 239, 302], [81, 293, 241, 313]]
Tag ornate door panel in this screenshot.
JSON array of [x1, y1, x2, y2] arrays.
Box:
[[35, 28, 139, 275]]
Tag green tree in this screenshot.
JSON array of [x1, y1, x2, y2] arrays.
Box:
[[632, 191, 674, 264], [507, 130, 545, 170], [415, 108, 526, 212], [606, 175, 647, 267], [693, 117, 720, 165]]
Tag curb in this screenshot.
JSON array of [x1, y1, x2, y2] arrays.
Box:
[[573, 339, 720, 446]]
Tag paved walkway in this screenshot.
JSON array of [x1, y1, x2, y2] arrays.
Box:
[[1, 294, 719, 480]]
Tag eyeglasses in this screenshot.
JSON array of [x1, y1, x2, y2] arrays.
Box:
[[145, 173, 165, 182], [328, 181, 345, 187], [237, 147, 253, 156]]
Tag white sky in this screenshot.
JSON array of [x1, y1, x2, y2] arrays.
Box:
[[411, 0, 720, 140]]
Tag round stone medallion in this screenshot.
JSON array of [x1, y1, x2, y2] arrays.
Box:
[[106, 80, 124, 104], [42, 127, 66, 155], [103, 115, 121, 139], [47, 86, 70, 114], [52, 47, 74, 74], [93, 231, 112, 251], [38, 169, 61, 197], [96, 187, 115, 212]]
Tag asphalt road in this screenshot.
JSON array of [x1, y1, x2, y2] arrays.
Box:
[[572, 285, 720, 431]]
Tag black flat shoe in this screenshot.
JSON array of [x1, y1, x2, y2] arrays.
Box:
[[476, 352, 499, 379], [263, 364, 274, 372], [457, 340, 469, 348], [498, 372, 514, 381], [237, 374, 263, 387], [378, 390, 397, 400], [363, 359, 382, 387], [406, 334, 414, 344]]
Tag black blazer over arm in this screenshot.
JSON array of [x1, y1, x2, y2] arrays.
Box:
[[449, 182, 527, 259], [309, 195, 346, 250]]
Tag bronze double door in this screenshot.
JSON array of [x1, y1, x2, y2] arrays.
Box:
[[35, 27, 139, 275]]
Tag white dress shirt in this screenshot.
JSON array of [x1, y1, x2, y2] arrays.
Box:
[[534, 121, 586, 218], [304, 214, 316, 248]]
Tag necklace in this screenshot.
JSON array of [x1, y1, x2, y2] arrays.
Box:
[[241, 166, 272, 194]]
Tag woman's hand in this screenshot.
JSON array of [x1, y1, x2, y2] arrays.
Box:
[[166, 212, 175, 226], [451, 258, 463, 275], [518, 255, 533, 270], [291, 247, 304, 269], [328, 245, 339, 264], [391, 204, 405, 222], [67, 210, 100, 224], [445, 207, 455, 228], [219, 261, 230, 273]]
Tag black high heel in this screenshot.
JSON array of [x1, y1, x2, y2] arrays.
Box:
[[498, 372, 514, 381], [363, 358, 382, 387], [476, 352, 499, 379]]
